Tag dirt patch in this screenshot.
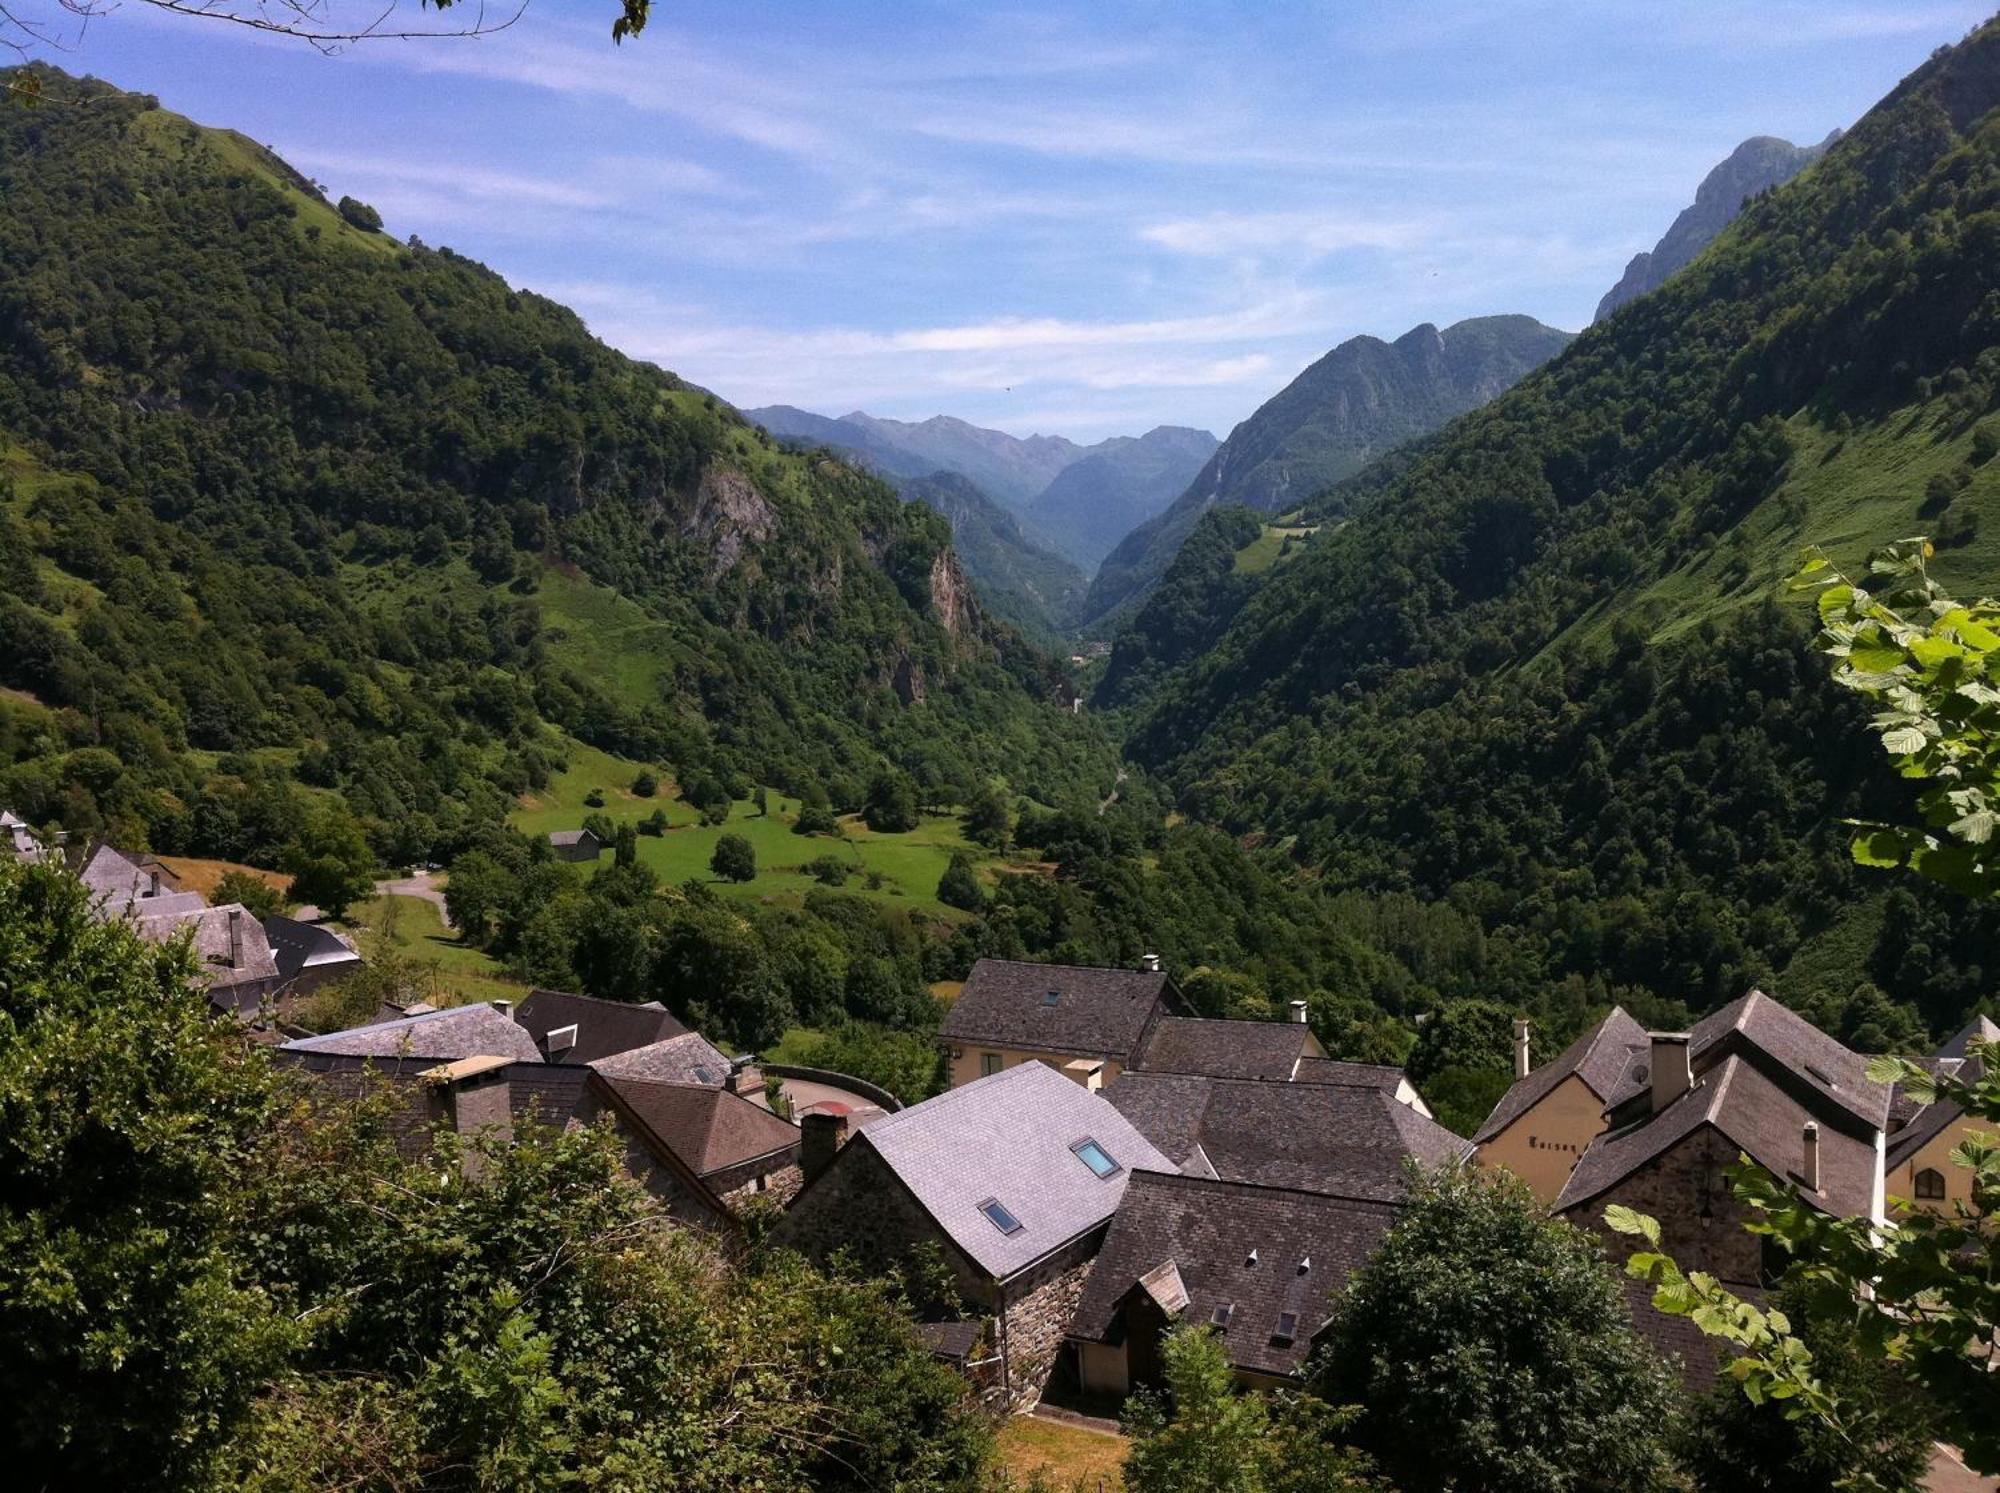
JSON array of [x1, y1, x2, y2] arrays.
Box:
[[155, 856, 291, 901]]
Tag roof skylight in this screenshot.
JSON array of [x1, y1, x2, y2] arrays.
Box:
[[1210, 1303, 1233, 1329], [1043, 989, 1062, 1006], [1273, 1311, 1298, 1344], [1071, 1138, 1121, 1178], [977, 1198, 1024, 1236]]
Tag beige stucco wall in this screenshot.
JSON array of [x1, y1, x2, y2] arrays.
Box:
[[1890, 1116, 1995, 1214], [1476, 1073, 1609, 1204], [946, 1045, 1123, 1091]]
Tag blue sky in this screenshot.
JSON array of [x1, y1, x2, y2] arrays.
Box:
[[55, 0, 1995, 439]]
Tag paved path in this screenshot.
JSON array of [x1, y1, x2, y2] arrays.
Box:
[[778, 1074, 890, 1120], [1928, 1446, 1999, 1492], [297, 871, 451, 928]]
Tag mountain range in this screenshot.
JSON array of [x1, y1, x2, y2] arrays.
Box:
[[746, 405, 1214, 633], [1109, 17, 2000, 1027], [1080, 314, 1576, 630]]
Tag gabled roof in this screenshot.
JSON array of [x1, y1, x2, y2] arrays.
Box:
[[1885, 1015, 1997, 1170], [1069, 1171, 1398, 1379], [132, 902, 281, 1012], [589, 1030, 733, 1086], [1555, 1054, 1878, 1219], [1293, 1059, 1408, 1091], [515, 988, 690, 1064], [1474, 1007, 1649, 1144], [1106, 1073, 1468, 1203], [282, 1002, 543, 1063], [939, 958, 1177, 1061], [548, 829, 598, 846], [1131, 1016, 1314, 1081], [1685, 990, 1890, 1132], [595, 1074, 800, 1178], [262, 915, 363, 983], [856, 1061, 1175, 1279], [78, 842, 149, 898]]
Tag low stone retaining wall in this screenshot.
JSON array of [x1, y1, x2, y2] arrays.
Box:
[[760, 1062, 902, 1112]]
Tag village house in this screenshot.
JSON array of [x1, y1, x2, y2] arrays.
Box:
[[2, 808, 54, 864], [1885, 1014, 1999, 1215], [938, 956, 1188, 1091], [262, 914, 365, 996], [1473, 1007, 1651, 1201], [772, 1060, 1175, 1406], [280, 996, 803, 1220], [79, 842, 205, 921], [1067, 1172, 1399, 1397], [133, 901, 284, 1018], [547, 827, 603, 862], [1104, 1071, 1466, 1196]]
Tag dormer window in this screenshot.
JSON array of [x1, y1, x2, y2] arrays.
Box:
[[1210, 1303, 1233, 1329], [1071, 1138, 1121, 1178], [1272, 1311, 1298, 1344], [1915, 1167, 1946, 1201]]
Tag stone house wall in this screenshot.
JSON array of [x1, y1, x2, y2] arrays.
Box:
[[719, 1160, 804, 1211], [1569, 1124, 1764, 1288], [995, 1235, 1104, 1409]]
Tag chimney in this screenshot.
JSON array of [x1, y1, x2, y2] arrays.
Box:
[[1514, 1018, 1531, 1080], [1138, 953, 1162, 974], [226, 906, 243, 969], [1288, 999, 1309, 1025], [491, 999, 512, 1017], [730, 1060, 765, 1099], [148, 867, 161, 897], [801, 1110, 850, 1184], [1802, 1121, 1821, 1193], [421, 1056, 515, 1177], [1650, 1034, 1692, 1112]]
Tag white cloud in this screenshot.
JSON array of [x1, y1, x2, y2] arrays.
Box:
[[1140, 210, 1429, 257]]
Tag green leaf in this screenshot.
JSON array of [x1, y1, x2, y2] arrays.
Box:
[[1603, 1204, 1660, 1246], [1850, 828, 1917, 868], [1881, 725, 1929, 755]]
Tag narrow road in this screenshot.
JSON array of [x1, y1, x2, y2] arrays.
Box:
[[1098, 766, 1128, 817], [297, 871, 452, 928]]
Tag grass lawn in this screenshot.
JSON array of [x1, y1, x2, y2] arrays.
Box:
[[762, 1027, 826, 1065], [995, 1415, 1127, 1492], [509, 739, 1001, 916], [335, 893, 528, 1008]]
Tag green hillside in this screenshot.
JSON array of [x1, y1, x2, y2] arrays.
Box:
[[1126, 21, 2000, 1037], [0, 68, 1119, 870]]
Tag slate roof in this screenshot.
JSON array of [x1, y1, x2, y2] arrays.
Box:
[[548, 829, 598, 847], [857, 1061, 1175, 1279], [1685, 990, 1890, 1132], [596, 1074, 801, 1179], [105, 889, 208, 921], [589, 1030, 733, 1086], [1622, 1276, 1726, 1390], [1106, 1073, 1469, 1202], [914, 1319, 984, 1364], [1885, 1015, 1998, 1170], [262, 915, 363, 984], [1555, 1054, 1879, 1219], [132, 903, 282, 1013], [1292, 1059, 1409, 1091], [1069, 1171, 1398, 1379], [1131, 1016, 1314, 1081], [939, 958, 1178, 1061], [282, 1002, 544, 1063], [515, 988, 690, 1064], [1474, 1007, 1650, 1144]]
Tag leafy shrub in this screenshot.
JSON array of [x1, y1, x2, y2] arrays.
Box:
[[710, 833, 756, 883], [805, 855, 849, 887], [936, 854, 985, 911], [631, 770, 658, 798], [335, 195, 382, 232], [793, 804, 839, 836]]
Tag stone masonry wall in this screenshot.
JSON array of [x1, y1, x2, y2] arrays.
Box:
[[1574, 1125, 1763, 1288], [769, 1139, 988, 1298], [997, 1236, 1103, 1409]]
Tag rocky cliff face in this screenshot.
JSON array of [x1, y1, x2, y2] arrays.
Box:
[[1594, 132, 1838, 322]]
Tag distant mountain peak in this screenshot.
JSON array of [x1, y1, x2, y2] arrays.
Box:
[[1594, 130, 1839, 322]]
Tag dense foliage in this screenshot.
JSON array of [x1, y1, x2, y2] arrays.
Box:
[[0, 856, 991, 1490], [1319, 1165, 1681, 1493], [1115, 21, 2000, 1044], [0, 67, 1120, 874]]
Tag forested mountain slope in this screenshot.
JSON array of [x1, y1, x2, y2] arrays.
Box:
[[0, 69, 1117, 866], [1128, 20, 2000, 1035], [898, 470, 1087, 642], [1081, 315, 1573, 630], [1595, 132, 1837, 321]]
